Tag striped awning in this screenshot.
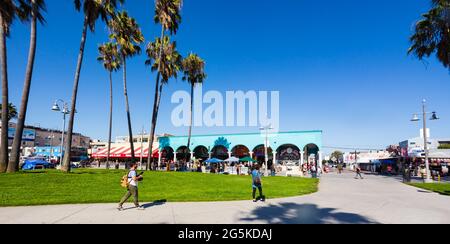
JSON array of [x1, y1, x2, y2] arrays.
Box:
[[92, 145, 159, 159]]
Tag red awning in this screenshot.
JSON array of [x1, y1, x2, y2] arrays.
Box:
[[92, 145, 159, 159]]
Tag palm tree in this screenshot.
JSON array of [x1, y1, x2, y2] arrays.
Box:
[[97, 42, 121, 169], [8, 0, 46, 173], [147, 0, 182, 170], [108, 11, 144, 167], [0, 0, 17, 173], [181, 53, 206, 152], [62, 0, 123, 173], [0, 103, 17, 121], [145, 36, 182, 169], [408, 0, 450, 69]]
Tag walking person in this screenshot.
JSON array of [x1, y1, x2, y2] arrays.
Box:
[[337, 163, 343, 174], [310, 163, 317, 178], [355, 164, 364, 179], [118, 163, 144, 211], [251, 164, 265, 202]]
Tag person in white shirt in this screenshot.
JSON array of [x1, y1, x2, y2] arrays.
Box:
[[118, 163, 144, 211]]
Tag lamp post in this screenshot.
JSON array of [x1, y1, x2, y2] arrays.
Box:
[[52, 99, 70, 165], [139, 126, 146, 170], [260, 126, 273, 177], [47, 133, 54, 163], [411, 99, 439, 183]]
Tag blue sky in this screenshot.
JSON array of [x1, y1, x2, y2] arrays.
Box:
[[6, 0, 450, 152]]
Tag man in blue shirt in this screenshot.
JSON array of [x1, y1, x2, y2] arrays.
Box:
[[251, 164, 265, 202]]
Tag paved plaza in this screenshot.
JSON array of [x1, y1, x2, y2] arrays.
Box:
[[1, 172, 449, 224]]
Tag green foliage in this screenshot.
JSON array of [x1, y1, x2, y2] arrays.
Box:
[[154, 0, 182, 34], [145, 36, 182, 83], [330, 151, 344, 162], [108, 11, 145, 59], [74, 0, 124, 32], [97, 42, 121, 72], [182, 53, 207, 87], [408, 0, 450, 68], [16, 0, 46, 24], [0, 103, 17, 121], [0, 0, 17, 36], [0, 169, 319, 206]]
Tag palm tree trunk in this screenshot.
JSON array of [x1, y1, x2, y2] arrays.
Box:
[[147, 72, 160, 170], [106, 71, 113, 169], [122, 56, 135, 168], [8, 5, 38, 173], [187, 83, 194, 151], [146, 27, 165, 170], [62, 15, 89, 173], [0, 14, 10, 173]]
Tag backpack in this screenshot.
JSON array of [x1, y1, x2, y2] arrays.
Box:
[[120, 171, 131, 188]]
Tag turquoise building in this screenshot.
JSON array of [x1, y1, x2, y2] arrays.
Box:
[[157, 130, 323, 166]]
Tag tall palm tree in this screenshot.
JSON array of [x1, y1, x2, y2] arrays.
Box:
[[145, 36, 182, 169], [181, 53, 206, 152], [408, 0, 450, 69], [147, 0, 182, 170], [0, 103, 17, 121], [97, 42, 121, 169], [0, 0, 17, 173], [8, 0, 46, 173], [62, 0, 123, 173], [108, 11, 144, 167]]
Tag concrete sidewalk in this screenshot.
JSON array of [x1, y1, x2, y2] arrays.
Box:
[[0, 172, 449, 224]]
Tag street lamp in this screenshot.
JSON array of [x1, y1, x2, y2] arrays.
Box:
[[139, 126, 146, 170], [47, 133, 55, 162], [52, 99, 70, 165], [259, 126, 273, 177], [411, 99, 440, 183]]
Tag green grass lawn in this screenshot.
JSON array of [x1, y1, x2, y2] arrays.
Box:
[[408, 183, 450, 196], [0, 169, 318, 206]]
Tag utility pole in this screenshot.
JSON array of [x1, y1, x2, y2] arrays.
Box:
[[140, 126, 144, 170], [259, 126, 273, 176]]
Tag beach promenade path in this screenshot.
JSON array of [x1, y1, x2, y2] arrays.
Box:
[[1, 172, 449, 224]]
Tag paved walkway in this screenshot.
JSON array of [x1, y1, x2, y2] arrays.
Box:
[[1, 172, 449, 224]]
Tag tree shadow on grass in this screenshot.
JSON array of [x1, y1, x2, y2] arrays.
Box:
[[240, 203, 378, 224]]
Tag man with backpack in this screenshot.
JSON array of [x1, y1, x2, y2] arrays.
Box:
[[118, 163, 144, 211]]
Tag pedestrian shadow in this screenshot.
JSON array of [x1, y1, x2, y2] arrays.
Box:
[[239, 203, 378, 224], [141, 199, 167, 209]]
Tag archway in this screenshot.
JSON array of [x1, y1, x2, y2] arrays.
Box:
[[193, 146, 209, 160], [211, 145, 228, 160], [161, 146, 174, 161], [253, 144, 273, 165], [303, 143, 319, 164], [277, 144, 301, 166], [176, 146, 191, 162], [231, 145, 250, 159]]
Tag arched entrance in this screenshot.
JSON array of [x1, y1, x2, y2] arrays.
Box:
[[231, 145, 250, 159], [211, 145, 228, 160], [277, 144, 301, 166], [161, 146, 174, 161], [176, 146, 191, 162], [304, 143, 319, 164], [253, 144, 273, 165], [193, 146, 209, 160]]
